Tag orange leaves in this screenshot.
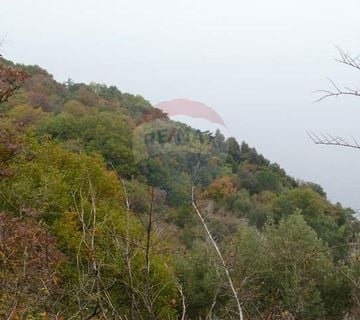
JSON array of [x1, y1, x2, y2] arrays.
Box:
[[207, 176, 237, 201], [140, 107, 168, 124], [0, 63, 30, 105]]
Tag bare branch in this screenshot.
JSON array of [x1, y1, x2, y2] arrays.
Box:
[[339, 269, 360, 291], [192, 186, 244, 320], [307, 131, 360, 150], [314, 79, 360, 102], [314, 46, 360, 102], [335, 46, 360, 71], [175, 281, 187, 320]]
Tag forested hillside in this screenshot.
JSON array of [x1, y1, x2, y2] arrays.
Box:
[[1, 58, 360, 320]]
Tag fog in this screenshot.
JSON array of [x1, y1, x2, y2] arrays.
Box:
[[2, 0, 360, 209]]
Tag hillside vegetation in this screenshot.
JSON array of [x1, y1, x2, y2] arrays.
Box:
[[1, 58, 360, 319]]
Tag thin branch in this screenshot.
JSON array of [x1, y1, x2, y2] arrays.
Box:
[[339, 269, 360, 291], [192, 186, 244, 320], [307, 130, 360, 150], [314, 46, 360, 102], [335, 46, 360, 72], [176, 281, 187, 320], [314, 78, 360, 102], [206, 287, 220, 320]]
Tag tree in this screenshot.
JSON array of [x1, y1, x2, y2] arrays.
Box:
[[270, 187, 354, 259], [176, 241, 222, 319], [263, 213, 349, 319], [207, 176, 237, 201], [229, 214, 351, 320], [0, 59, 30, 105]]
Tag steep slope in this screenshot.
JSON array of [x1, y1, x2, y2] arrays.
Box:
[[0, 58, 359, 319]]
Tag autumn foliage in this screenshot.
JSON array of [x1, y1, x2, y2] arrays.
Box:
[[0, 57, 359, 319], [0, 62, 30, 105], [0, 213, 64, 318]]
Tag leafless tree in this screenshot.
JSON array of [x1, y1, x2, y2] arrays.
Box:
[[311, 47, 360, 149], [110, 164, 179, 320], [72, 180, 120, 320], [120, 178, 140, 319], [311, 47, 360, 319]]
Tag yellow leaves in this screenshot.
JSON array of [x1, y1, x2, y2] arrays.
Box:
[[52, 211, 82, 252], [8, 104, 46, 125], [254, 190, 277, 207], [280, 310, 291, 319], [62, 99, 88, 117], [169, 298, 177, 308]]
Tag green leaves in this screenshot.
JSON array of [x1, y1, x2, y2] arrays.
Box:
[[229, 214, 350, 319], [0, 58, 359, 319]]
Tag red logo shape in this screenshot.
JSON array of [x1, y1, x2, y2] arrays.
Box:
[[156, 98, 226, 127]]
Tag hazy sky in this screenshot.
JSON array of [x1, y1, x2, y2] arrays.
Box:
[[2, 0, 360, 209]]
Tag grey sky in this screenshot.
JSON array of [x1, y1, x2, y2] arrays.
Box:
[[2, 0, 360, 209]]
